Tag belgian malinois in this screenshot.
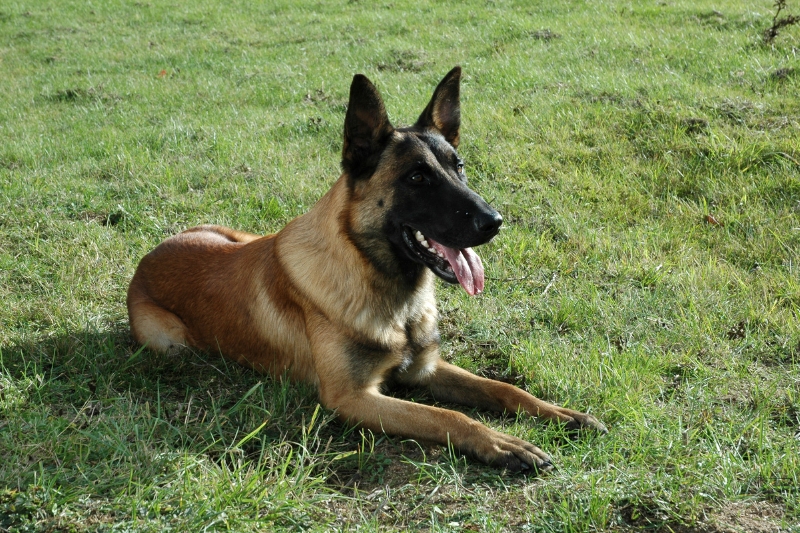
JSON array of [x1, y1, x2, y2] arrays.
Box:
[[127, 67, 606, 472]]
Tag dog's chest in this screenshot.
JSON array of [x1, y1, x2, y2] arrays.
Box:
[[347, 296, 439, 380]]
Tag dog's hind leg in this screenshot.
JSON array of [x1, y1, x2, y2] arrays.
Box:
[[127, 288, 191, 353]]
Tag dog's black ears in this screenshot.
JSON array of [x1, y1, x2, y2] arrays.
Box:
[[342, 74, 394, 179], [415, 66, 461, 148]]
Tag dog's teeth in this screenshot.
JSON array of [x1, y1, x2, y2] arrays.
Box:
[[437, 250, 444, 258], [420, 240, 429, 248], [415, 231, 424, 242]]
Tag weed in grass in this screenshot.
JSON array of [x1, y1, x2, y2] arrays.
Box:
[[763, 0, 800, 43]]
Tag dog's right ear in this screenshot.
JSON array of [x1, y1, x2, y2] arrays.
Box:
[[342, 74, 394, 179]]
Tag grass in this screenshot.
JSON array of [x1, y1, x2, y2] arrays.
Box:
[[1, 0, 799, 530]]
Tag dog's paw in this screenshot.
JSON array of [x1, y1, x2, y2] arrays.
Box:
[[563, 411, 607, 434], [470, 429, 553, 474]]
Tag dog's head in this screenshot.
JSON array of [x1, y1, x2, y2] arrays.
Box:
[[341, 67, 502, 296]]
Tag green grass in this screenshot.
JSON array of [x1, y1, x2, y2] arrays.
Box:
[[1, 0, 799, 530]]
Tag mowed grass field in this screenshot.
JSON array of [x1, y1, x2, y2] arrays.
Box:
[[1, 0, 799, 530]]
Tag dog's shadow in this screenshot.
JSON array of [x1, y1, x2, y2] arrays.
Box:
[[3, 327, 505, 489], [5, 325, 324, 424], [4, 327, 581, 494], [4, 327, 337, 470]]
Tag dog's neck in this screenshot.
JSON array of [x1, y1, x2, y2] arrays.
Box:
[[275, 176, 435, 334]]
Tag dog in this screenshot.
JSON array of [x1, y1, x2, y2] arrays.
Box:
[[127, 67, 606, 472]]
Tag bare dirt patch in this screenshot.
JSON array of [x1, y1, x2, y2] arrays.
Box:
[[708, 501, 787, 533]]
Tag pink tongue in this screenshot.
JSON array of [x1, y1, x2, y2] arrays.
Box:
[[428, 238, 485, 296]]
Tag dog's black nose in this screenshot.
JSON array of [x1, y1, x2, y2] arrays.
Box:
[[475, 210, 503, 235]]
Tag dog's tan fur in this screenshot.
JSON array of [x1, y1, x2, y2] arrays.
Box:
[[128, 68, 605, 472]]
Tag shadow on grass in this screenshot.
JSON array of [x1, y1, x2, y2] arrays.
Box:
[[0, 326, 360, 528], [2, 326, 342, 481], [2, 326, 593, 501], [3, 325, 296, 424]]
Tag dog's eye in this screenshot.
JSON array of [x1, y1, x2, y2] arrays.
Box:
[[408, 174, 424, 184], [457, 163, 465, 174]]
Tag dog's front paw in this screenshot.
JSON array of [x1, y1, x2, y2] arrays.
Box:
[[468, 428, 553, 474], [563, 411, 607, 434]]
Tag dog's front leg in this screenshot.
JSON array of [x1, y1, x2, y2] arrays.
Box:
[[414, 360, 607, 433], [325, 385, 553, 473], [308, 326, 552, 472]]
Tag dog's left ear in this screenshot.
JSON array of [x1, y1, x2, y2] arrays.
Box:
[[415, 66, 461, 148]]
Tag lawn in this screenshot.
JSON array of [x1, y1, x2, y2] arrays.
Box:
[[1, 0, 798, 531]]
